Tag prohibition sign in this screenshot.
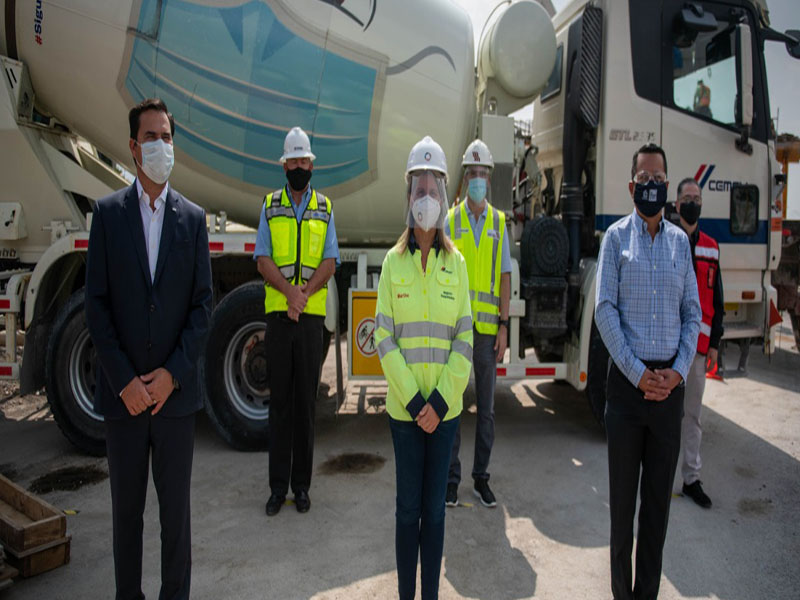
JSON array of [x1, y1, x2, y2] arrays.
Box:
[[355, 317, 377, 357]]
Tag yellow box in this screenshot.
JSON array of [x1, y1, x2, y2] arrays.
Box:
[[349, 290, 384, 378]]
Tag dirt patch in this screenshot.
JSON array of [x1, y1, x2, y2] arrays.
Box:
[[318, 452, 386, 475], [29, 465, 108, 494], [734, 465, 756, 479], [737, 497, 773, 516]]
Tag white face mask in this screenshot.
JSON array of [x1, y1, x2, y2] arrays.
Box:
[[137, 139, 174, 184], [411, 195, 441, 231]]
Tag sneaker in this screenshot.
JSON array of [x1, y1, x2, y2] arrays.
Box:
[[682, 480, 712, 509], [473, 479, 497, 508], [265, 493, 285, 516], [445, 483, 458, 507]]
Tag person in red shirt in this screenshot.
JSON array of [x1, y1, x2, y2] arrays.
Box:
[[675, 178, 724, 508]]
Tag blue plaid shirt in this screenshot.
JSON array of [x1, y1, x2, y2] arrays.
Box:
[[595, 211, 701, 387]]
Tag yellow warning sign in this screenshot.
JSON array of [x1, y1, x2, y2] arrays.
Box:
[[350, 291, 384, 377]]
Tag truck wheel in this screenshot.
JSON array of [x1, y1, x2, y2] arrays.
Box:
[[202, 282, 270, 450], [585, 321, 609, 426], [45, 289, 106, 456]]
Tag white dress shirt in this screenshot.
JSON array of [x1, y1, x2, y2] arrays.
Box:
[[136, 179, 169, 282]]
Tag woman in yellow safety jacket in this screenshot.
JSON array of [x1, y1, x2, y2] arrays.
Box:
[[375, 136, 473, 600]]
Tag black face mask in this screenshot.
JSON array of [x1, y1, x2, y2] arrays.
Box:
[[286, 166, 312, 191], [679, 201, 702, 225], [633, 181, 668, 218]]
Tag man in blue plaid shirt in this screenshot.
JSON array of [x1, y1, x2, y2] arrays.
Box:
[[595, 143, 701, 600]]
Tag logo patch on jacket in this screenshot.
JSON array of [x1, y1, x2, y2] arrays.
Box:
[[441, 290, 455, 301], [397, 293, 410, 299]]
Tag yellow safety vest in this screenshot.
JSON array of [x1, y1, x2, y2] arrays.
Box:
[[263, 187, 331, 316], [375, 245, 473, 421], [447, 201, 505, 335]]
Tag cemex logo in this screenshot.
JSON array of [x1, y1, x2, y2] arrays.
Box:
[[694, 164, 743, 192]]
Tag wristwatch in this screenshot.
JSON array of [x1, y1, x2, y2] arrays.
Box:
[[498, 319, 509, 329]]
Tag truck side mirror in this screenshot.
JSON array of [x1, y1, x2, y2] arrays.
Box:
[[735, 23, 753, 154], [786, 30, 800, 59], [673, 2, 718, 48]]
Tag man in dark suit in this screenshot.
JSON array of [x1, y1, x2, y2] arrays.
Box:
[[86, 98, 212, 600]]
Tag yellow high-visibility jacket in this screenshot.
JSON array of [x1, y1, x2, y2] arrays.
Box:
[[375, 242, 473, 422]]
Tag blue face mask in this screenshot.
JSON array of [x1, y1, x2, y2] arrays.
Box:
[[467, 178, 487, 203], [124, 0, 384, 191]]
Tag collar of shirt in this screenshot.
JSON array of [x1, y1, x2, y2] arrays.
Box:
[[136, 178, 169, 211], [632, 209, 664, 237], [466, 201, 488, 225], [407, 228, 441, 256], [285, 184, 312, 215]]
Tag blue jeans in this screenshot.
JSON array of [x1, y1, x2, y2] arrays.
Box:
[[390, 416, 460, 600]]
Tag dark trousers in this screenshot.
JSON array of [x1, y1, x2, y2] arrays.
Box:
[[605, 362, 683, 600], [449, 329, 496, 484], [106, 411, 195, 600], [390, 416, 460, 600], [266, 312, 324, 496]]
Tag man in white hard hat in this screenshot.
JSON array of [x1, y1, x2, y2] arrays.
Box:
[[444, 139, 511, 508], [253, 126, 340, 516]]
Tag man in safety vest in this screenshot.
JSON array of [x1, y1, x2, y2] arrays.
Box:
[[444, 139, 511, 508], [254, 127, 340, 516], [675, 177, 724, 509]]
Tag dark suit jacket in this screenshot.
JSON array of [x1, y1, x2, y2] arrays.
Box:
[[85, 183, 212, 420]]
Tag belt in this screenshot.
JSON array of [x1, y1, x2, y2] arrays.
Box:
[[641, 354, 677, 370]]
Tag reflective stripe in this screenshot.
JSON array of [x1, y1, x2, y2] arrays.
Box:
[[301, 266, 316, 281], [266, 206, 295, 219], [470, 290, 500, 306], [454, 315, 472, 336], [376, 313, 394, 332], [401, 347, 450, 365], [302, 210, 331, 223], [453, 206, 462, 240], [377, 336, 399, 359], [279, 265, 295, 278], [395, 321, 454, 341], [476, 312, 499, 325], [451, 339, 473, 362], [699, 321, 712, 336], [490, 207, 500, 295], [695, 245, 719, 260]]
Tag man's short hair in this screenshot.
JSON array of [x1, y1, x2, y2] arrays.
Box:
[[676, 177, 700, 198], [129, 98, 175, 140], [631, 143, 668, 180]]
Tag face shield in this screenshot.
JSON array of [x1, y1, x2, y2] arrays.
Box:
[[460, 165, 491, 206], [406, 170, 449, 231]]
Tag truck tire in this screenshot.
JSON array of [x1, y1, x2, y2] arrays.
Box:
[[202, 282, 270, 450], [45, 289, 106, 456], [585, 321, 609, 426]]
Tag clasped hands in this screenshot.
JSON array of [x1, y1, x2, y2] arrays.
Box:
[[638, 368, 682, 401], [286, 283, 310, 321], [120, 367, 175, 416]]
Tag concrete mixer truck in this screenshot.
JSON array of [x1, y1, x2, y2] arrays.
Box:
[[0, 0, 797, 454]]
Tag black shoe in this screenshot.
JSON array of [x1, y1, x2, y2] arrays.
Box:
[[295, 490, 311, 513], [682, 481, 712, 508], [473, 479, 497, 508], [265, 493, 285, 516], [445, 483, 459, 507]]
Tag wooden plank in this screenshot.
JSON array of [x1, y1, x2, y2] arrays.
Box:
[[5, 536, 70, 578], [0, 475, 66, 552]]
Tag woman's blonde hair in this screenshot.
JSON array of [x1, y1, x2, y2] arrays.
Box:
[[393, 226, 454, 255]]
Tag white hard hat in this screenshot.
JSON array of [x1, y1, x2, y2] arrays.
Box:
[[280, 126, 316, 163], [406, 135, 448, 178], [462, 139, 494, 169]]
